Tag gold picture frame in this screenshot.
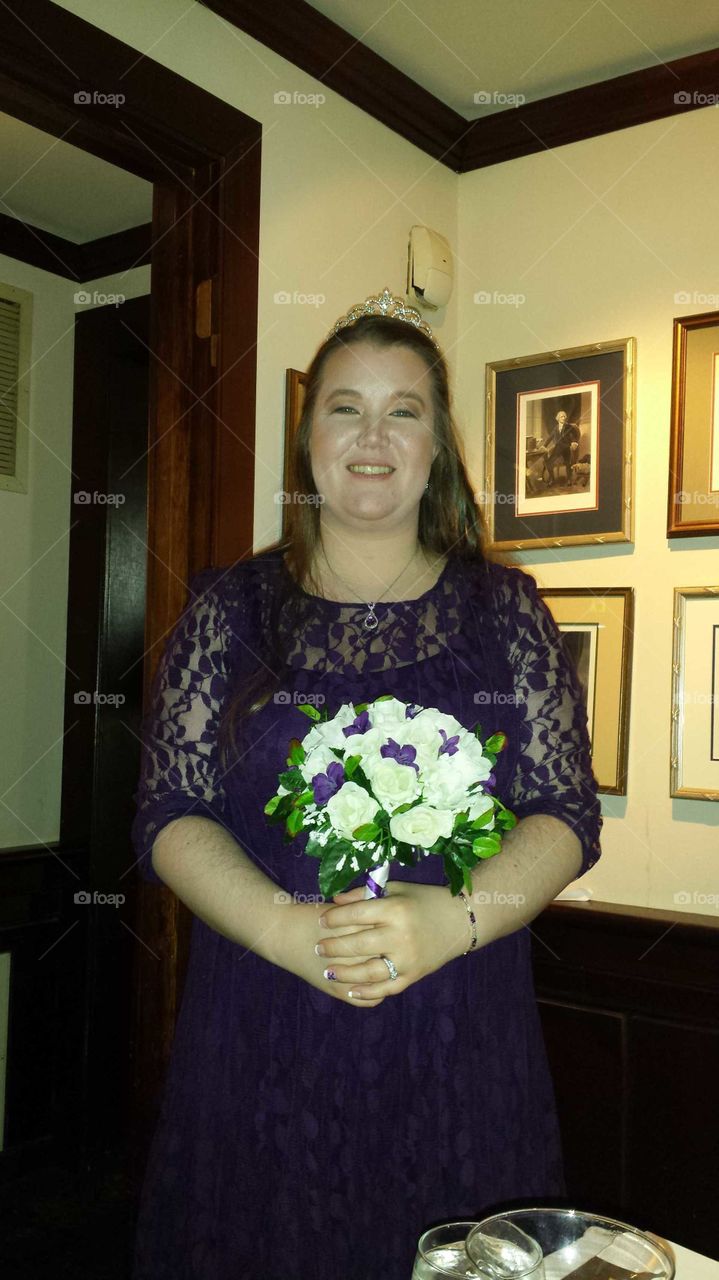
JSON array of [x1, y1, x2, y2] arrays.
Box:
[[540, 587, 634, 795], [667, 311, 719, 537], [485, 338, 635, 550], [670, 586, 719, 800]]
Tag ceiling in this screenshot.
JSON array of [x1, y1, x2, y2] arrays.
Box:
[[304, 0, 719, 118], [0, 111, 153, 242]]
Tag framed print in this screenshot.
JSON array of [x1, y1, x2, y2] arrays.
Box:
[[282, 369, 307, 536], [540, 587, 634, 795], [670, 586, 719, 800], [485, 339, 635, 550], [667, 311, 719, 536]]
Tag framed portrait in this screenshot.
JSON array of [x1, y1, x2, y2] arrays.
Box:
[[670, 586, 719, 800], [539, 587, 634, 795], [485, 339, 635, 550], [667, 311, 719, 537], [282, 369, 307, 536]]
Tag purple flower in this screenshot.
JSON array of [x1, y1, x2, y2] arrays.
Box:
[[405, 703, 422, 720], [380, 737, 419, 773], [312, 760, 345, 806], [343, 709, 371, 737], [438, 728, 460, 757], [485, 772, 496, 791]]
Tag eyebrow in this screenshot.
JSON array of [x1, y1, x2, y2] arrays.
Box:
[[324, 388, 427, 407]]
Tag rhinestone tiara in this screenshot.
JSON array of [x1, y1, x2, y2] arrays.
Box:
[[328, 287, 440, 350]]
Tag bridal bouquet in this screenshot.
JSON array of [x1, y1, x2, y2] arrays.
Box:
[[264, 694, 517, 899]]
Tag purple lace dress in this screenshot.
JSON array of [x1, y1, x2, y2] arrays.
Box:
[[130, 548, 602, 1280]]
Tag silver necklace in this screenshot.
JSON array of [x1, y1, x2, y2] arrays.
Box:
[[320, 545, 429, 630]]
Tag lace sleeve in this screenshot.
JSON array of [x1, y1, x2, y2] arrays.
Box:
[[502, 567, 603, 877], [130, 568, 232, 885]]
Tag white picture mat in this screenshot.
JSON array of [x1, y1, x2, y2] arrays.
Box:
[[678, 595, 719, 791], [706, 353, 711, 496], [516, 381, 599, 516]]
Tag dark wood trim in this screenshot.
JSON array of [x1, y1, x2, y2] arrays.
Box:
[[0, 213, 152, 281], [459, 47, 719, 171], [532, 900, 719, 1254], [198, 0, 467, 169], [0, 0, 262, 1163], [197, 4, 719, 173]]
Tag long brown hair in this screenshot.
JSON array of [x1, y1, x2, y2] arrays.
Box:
[[218, 313, 507, 769]]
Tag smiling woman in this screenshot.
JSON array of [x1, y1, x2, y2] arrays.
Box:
[[130, 290, 602, 1280]]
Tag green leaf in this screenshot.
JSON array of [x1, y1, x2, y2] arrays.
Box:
[[288, 739, 306, 766], [296, 788, 314, 805], [264, 795, 281, 816], [472, 832, 502, 859], [286, 807, 304, 836], [296, 703, 321, 722], [472, 721, 484, 741], [278, 768, 305, 793], [484, 732, 506, 754], [462, 866, 474, 895], [470, 807, 495, 829], [265, 793, 294, 825], [352, 822, 380, 841], [452, 809, 469, 831], [344, 753, 361, 778], [442, 852, 464, 896]]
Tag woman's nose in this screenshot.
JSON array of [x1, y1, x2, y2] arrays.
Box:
[[356, 412, 389, 442]]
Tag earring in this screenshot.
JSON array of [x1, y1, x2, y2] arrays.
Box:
[[424, 481, 429, 490]]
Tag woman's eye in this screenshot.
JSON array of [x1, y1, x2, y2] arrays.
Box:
[[391, 407, 416, 418], [331, 405, 359, 414]]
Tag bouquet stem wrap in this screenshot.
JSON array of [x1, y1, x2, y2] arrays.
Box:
[[363, 861, 390, 899]]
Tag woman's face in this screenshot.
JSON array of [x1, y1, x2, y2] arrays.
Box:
[[308, 340, 439, 530]]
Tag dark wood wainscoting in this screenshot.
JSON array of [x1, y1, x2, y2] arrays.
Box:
[[532, 901, 719, 1259]]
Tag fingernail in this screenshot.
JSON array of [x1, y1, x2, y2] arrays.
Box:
[[323, 968, 336, 981], [347, 990, 363, 1000], [314, 944, 325, 957], [318, 915, 328, 927]]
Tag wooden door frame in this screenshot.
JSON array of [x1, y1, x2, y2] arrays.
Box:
[[0, 1, 261, 1142]]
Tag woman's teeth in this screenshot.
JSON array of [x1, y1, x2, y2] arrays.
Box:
[[347, 464, 394, 475]]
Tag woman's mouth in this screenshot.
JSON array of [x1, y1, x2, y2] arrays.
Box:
[[346, 464, 395, 477]]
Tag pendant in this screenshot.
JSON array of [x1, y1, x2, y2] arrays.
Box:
[[364, 606, 379, 630]]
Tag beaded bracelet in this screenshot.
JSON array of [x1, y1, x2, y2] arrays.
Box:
[[457, 889, 478, 954]]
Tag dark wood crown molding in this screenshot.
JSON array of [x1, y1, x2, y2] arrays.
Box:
[[0, 213, 152, 281], [460, 46, 719, 170], [199, 1, 719, 173], [198, 0, 467, 168]]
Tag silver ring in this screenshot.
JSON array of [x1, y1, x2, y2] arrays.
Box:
[[379, 954, 399, 981]]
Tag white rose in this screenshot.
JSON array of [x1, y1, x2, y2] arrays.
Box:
[[342, 724, 385, 763], [389, 716, 445, 771], [301, 702, 358, 753], [466, 792, 496, 826], [361, 757, 420, 812], [411, 706, 466, 743], [368, 697, 410, 732], [299, 743, 341, 785], [461, 735, 494, 778], [325, 781, 381, 840], [422, 752, 484, 809], [389, 803, 454, 849]]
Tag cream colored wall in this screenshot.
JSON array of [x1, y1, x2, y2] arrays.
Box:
[[26, 2, 719, 911], [51, 0, 459, 555], [456, 108, 719, 914], [0, 261, 149, 848]]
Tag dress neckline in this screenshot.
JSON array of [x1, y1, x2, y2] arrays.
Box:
[[282, 551, 453, 608]]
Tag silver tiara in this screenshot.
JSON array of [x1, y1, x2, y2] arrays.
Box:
[[328, 287, 440, 350]]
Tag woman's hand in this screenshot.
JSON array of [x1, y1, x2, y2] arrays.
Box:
[[314, 882, 471, 1001], [275, 900, 387, 1008]]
